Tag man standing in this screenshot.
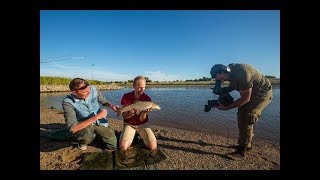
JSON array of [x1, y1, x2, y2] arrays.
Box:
[[210, 63, 273, 159], [62, 78, 119, 151]]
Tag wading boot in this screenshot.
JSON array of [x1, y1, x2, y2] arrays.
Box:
[[229, 145, 252, 152], [238, 146, 247, 157], [226, 146, 247, 160]]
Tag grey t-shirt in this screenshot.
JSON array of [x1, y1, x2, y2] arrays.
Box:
[[228, 63, 272, 97]]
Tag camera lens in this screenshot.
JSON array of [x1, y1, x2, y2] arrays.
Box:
[[204, 105, 211, 112]]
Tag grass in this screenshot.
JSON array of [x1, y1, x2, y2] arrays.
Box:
[[40, 76, 107, 85], [40, 76, 280, 86]]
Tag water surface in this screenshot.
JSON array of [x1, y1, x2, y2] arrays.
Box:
[[40, 86, 280, 143]]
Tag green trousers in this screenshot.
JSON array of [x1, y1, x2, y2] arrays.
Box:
[[237, 91, 272, 148], [74, 124, 117, 150]]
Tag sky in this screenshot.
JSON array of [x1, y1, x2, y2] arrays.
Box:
[[40, 10, 280, 82]]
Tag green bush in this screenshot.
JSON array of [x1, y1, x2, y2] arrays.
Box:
[[40, 76, 106, 85]]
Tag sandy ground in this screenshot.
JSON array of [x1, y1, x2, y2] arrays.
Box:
[[40, 107, 280, 170]]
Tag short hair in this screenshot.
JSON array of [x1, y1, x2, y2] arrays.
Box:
[[69, 78, 89, 91], [133, 76, 146, 86]]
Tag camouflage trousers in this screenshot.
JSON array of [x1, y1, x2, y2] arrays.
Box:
[[74, 124, 117, 150], [237, 91, 272, 148]]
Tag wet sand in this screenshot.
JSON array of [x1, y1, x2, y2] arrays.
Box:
[[40, 107, 280, 170]]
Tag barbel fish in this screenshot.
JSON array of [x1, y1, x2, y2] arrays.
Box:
[[117, 101, 161, 117]]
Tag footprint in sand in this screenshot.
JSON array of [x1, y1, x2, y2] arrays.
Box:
[[61, 149, 77, 162]]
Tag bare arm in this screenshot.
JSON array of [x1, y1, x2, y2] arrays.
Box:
[[97, 88, 119, 112], [139, 111, 148, 122], [222, 82, 236, 94], [216, 88, 252, 111], [139, 108, 152, 121], [70, 109, 107, 133], [104, 101, 119, 112]]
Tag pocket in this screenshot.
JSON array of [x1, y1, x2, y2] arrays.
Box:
[[90, 98, 99, 109], [249, 95, 272, 114], [248, 112, 260, 124]]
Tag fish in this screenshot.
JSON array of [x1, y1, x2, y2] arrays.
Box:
[[117, 100, 161, 117]]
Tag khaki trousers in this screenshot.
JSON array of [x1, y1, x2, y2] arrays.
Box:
[[237, 91, 273, 148]]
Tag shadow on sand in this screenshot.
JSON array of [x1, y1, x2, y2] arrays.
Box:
[[156, 134, 237, 160]]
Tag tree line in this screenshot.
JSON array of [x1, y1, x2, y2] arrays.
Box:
[[41, 75, 279, 85], [108, 76, 278, 84]]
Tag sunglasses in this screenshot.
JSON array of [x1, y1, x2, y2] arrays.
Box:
[[75, 82, 89, 91]]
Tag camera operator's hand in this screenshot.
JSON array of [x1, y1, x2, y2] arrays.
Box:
[[215, 101, 229, 111], [221, 87, 229, 95]]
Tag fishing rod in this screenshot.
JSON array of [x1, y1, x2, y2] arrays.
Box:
[[40, 55, 70, 61], [40, 56, 86, 63]]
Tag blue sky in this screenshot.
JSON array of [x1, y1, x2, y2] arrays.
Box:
[[40, 10, 280, 82]]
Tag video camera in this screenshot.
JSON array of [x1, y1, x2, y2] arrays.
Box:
[[204, 80, 234, 112]]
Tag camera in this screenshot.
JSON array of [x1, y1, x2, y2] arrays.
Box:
[[204, 93, 234, 112], [204, 100, 219, 112]]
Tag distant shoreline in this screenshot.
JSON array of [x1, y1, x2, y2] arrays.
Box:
[[40, 84, 124, 93], [40, 82, 279, 93]]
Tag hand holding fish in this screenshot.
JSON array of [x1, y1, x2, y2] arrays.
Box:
[[136, 108, 151, 115], [128, 109, 135, 117], [136, 110, 141, 115], [139, 108, 153, 114], [145, 108, 153, 112], [122, 109, 135, 119]]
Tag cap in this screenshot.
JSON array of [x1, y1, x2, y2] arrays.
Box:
[[210, 64, 226, 78]]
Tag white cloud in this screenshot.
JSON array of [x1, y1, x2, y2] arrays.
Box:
[[50, 62, 81, 69], [90, 70, 130, 82], [41, 63, 191, 82], [143, 70, 182, 81], [40, 61, 132, 82]]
